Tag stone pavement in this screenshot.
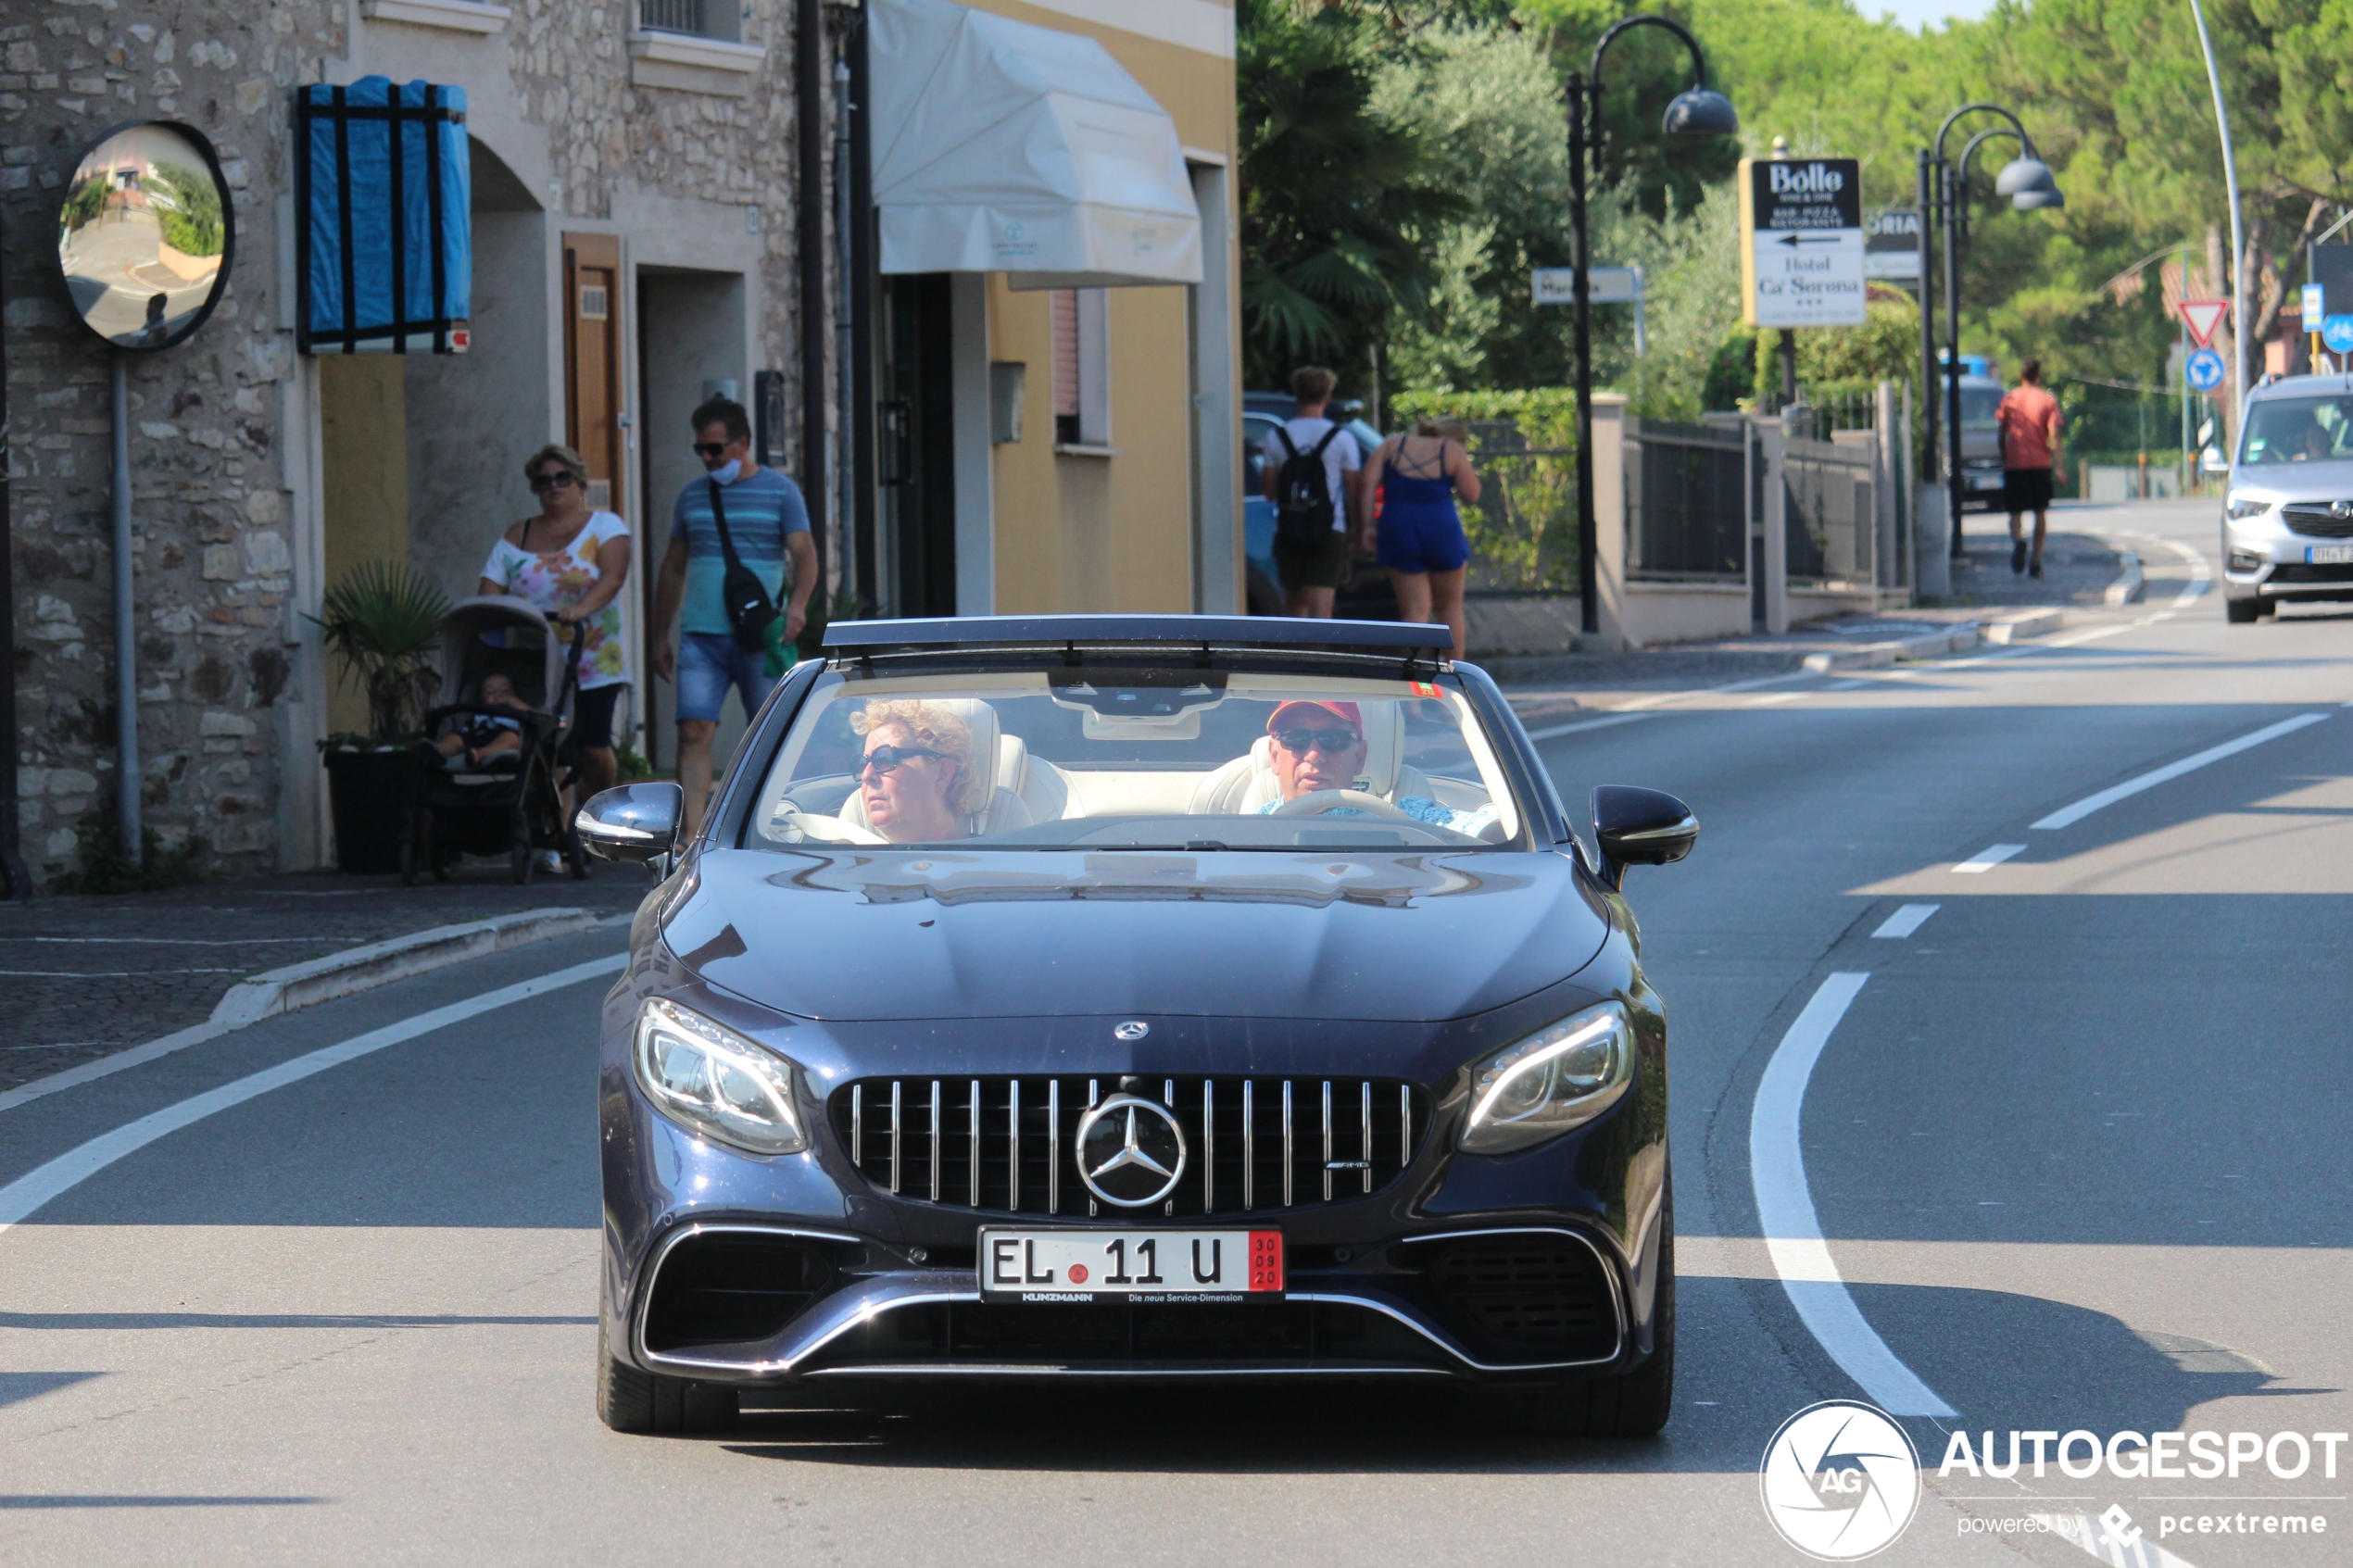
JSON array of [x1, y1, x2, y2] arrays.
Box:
[[0, 861, 650, 1094]]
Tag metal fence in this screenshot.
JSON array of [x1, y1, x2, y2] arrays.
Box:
[[1782, 435, 1876, 585], [639, 0, 704, 31], [1457, 420, 1579, 596], [1624, 417, 1747, 582]]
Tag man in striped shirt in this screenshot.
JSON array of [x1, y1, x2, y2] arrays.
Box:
[[651, 395, 817, 834]]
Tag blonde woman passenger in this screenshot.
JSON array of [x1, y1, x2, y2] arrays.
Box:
[[849, 700, 988, 843], [1361, 416, 1479, 659]]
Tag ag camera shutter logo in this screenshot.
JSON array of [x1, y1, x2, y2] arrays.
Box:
[[1759, 1400, 1923, 1560]]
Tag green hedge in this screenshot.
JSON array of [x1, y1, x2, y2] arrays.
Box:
[[1389, 387, 1586, 449]]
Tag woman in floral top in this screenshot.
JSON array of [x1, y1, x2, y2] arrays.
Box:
[[478, 442, 632, 801]]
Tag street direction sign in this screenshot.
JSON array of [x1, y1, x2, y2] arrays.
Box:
[[1741, 157, 1866, 329], [2185, 345, 2227, 391], [1864, 208, 1921, 282], [2324, 315, 2353, 354], [2179, 299, 2230, 347], [1531, 265, 1641, 305]]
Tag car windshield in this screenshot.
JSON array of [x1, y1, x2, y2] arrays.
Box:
[[2239, 395, 2353, 466], [748, 666, 1529, 852], [1960, 387, 2002, 427]]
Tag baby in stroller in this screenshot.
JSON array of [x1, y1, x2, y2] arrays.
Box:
[[430, 671, 535, 771]]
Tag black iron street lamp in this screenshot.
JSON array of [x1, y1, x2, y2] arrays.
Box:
[[1919, 104, 2061, 555], [1567, 18, 1737, 636]]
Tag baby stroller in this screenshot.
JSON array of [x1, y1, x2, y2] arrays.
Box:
[[400, 596, 590, 885]]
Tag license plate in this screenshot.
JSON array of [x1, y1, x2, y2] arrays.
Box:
[[2308, 545, 2353, 564], [979, 1228, 1282, 1303], [1970, 473, 2004, 488]]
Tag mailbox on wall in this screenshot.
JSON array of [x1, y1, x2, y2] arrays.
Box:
[[296, 76, 472, 355]]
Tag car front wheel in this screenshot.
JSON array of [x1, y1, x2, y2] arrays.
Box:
[[2226, 595, 2261, 624], [597, 1321, 738, 1435]]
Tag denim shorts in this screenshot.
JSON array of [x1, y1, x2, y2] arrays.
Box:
[[675, 632, 781, 724]]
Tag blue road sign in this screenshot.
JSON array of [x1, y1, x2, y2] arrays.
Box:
[[2185, 346, 2227, 392], [2324, 315, 2353, 353]]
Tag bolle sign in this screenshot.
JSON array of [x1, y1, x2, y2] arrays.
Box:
[[1741, 157, 1867, 330]]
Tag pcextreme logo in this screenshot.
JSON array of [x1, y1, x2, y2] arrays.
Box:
[[1760, 1400, 1923, 1560]]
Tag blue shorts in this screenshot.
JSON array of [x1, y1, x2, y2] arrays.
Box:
[[1376, 502, 1471, 575], [675, 632, 781, 724]]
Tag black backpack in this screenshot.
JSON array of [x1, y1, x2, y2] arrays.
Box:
[[1271, 424, 1345, 550]]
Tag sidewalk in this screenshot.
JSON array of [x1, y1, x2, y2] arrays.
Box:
[[1489, 506, 2132, 719], [0, 866, 648, 1093]]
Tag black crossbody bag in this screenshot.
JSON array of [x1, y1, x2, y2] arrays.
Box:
[[707, 475, 781, 653]]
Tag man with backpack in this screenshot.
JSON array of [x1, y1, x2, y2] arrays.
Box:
[[1261, 365, 1364, 617], [650, 395, 818, 835]]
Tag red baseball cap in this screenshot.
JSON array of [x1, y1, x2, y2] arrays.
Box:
[[1266, 699, 1363, 736]]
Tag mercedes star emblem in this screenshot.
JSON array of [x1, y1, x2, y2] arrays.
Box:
[[1114, 1021, 1150, 1041], [1074, 1094, 1188, 1207]]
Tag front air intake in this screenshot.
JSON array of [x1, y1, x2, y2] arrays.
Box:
[[642, 1234, 834, 1352]]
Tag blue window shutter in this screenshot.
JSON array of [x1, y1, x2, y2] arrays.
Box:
[[296, 76, 472, 354]]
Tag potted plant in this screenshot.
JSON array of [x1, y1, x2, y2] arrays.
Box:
[[313, 561, 448, 873]]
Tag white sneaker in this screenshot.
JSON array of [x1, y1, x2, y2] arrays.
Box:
[[537, 849, 565, 873]]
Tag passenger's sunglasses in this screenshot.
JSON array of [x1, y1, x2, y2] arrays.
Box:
[[861, 744, 946, 776], [693, 442, 730, 458], [529, 470, 578, 491], [1272, 725, 1361, 755]]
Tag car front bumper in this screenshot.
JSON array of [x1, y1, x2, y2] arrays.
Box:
[[2222, 521, 2353, 601]]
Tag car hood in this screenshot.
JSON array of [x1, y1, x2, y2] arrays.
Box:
[[663, 847, 1613, 1023], [2229, 460, 2353, 499]]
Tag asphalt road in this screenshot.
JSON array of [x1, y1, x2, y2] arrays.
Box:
[[2, 496, 2347, 1566]]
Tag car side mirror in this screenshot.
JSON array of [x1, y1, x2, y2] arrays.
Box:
[[2201, 445, 2231, 476], [1592, 785, 1698, 891], [578, 782, 683, 864]]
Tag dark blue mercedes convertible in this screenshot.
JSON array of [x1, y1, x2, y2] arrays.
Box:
[[579, 616, 1696, 1436]]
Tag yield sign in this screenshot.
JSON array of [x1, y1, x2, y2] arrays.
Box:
[[2180, 299, 2230, 346]]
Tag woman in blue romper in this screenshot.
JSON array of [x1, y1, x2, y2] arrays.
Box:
[[1364, 418, 1481, 659]]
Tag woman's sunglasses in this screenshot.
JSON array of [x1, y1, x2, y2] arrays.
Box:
[[1272, 726, 1361, 755], [529, 470, 578, 491], [693, 442, 730, 458], [861, 744, 946, 776]]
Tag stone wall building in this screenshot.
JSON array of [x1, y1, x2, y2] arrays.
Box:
[[1, 0, 1238, 883]]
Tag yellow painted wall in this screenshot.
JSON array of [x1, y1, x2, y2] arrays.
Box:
[[967, 0, 1239, 613], [318, 357, 411, 734]]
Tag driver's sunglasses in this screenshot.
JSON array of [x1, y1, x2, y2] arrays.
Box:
[[529, 469, 578, 492], [861, 744, 945, 776], [693, 442, 730, 458], [1272, 725, 1361, 755]]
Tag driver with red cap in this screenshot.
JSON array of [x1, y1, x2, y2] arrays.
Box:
[[1257, 698, 1503, 835]]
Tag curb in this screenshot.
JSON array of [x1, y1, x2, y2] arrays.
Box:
[[2103, 549, 2146, 607], [208, 908, 598, 1026], [1796, 607, 2068, 672], [1981, 607, 2067, 645]]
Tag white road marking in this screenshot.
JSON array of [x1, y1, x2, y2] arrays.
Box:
[[1953, 844, 2027, 872], [1871, 904, 1939, 939], [2029, 713, 2332, 830], [1746, 691, 1809, 706], [0, 953, 625, 1233], [1521, 711, 1664, 741], [1748, 972, 1956, 1417]]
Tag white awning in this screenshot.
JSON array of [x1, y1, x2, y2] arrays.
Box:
[[869, 0, 1203, 288]]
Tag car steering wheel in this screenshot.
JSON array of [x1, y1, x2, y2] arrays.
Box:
[[772, 810, 887, 846], [1267, 788, 1411, 820]]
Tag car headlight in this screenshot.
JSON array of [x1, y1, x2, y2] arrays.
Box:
[[1456, 1001, 1635, 1156], [2227, 496, 2273, 519], [632, 997, 808, 1156]]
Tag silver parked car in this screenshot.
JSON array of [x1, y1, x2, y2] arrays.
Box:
[[2218, 376, 2353, 622]]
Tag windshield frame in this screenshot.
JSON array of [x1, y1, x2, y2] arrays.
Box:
[[709, 652, 1564, 858]]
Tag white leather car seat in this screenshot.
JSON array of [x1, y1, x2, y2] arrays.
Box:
[[1186, 702, 1431, 814], [995, 733, 1085, 822], [837, 696, 1034, 836]]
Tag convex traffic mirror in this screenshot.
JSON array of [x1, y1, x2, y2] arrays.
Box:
[[57, 119, 235, 351]]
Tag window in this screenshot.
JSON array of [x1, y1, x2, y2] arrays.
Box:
[[637, 0, 739, 40], [1050, 287, 1110, 448]]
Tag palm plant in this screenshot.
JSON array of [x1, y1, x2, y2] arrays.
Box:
[[311, 561, 449, 742]]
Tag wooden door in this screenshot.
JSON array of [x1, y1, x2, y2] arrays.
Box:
[[563, 233, 623, 512]]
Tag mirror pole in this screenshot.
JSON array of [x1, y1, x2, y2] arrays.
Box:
[[111, 349, 140, 866]]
